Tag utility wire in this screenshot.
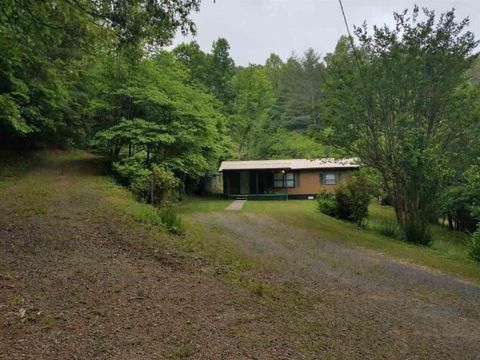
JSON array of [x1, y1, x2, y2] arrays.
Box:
[[338, 0, 377, 148], [338, 0, 363, 73]]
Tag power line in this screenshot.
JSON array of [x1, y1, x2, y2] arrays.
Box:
[[338, 0, 376, 141], [338, 0, 363, 73]]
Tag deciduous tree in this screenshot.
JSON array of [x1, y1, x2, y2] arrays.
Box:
[[323, 7, 479, 243]]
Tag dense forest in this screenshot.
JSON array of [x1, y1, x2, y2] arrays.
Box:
[[1, 1, 480, 250]]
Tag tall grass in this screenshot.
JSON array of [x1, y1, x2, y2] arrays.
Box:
[[378, 219, 399, 238], [468, 229, 480, 262]]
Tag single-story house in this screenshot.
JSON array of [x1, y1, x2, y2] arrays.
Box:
[[219, 158, 359, 199]]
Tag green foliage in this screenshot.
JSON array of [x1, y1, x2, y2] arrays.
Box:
[[91, 52, 232, 187], [270, 49, 326, 132], [173, 41, 211, 87], [439, 185, 478, 232], [335, 174, 373, 227], [94, 119, 174, 158], [403, 217, 432, 245], [0, 0, 95, 145], [173, 43, 332, 161], [468, 227, 480, 262], [255, 129, 328, 159], [112, 152, 151, 185], [208, 38, 236, 105], [146, 165, 179, 205], [264, 53, 284, 91], [323, 8, 479, 239], [132, 207, 163, 227], [160, 207, 185, 234], [0, 0, 200, 148], [465, 163, 480, 219], [252, 49, 329, 159], [468, 55, 480, 85], [317, 173, 374, 227], [130, 203, 184, 234], [113, 155, 178, 206], [378, 219, 399, 239], [230, 65, 275, 158], [317, 191, 337, 217], [438, 159, 480, 233], [173, 38, 236, 110]]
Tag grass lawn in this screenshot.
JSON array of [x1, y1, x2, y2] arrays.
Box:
[[179, 197, 480, 284]]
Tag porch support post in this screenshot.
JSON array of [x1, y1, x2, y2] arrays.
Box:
[[256, 173, 259, 194]]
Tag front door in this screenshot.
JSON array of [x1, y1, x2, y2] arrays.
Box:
[[240, 171, 250, 194]]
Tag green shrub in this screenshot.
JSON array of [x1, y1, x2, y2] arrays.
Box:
[[317, 173, 374, 227], [317, 190, 337, 217], [379, 192, 393, 206], [468, 227, 480, 262], [132, 165, 178, 205], [334, 184, 355, 220], [335, 174, 373, 227], [403, 218, 432, 245], [113, 156, 178, 206], [112, 152, 150, 185], [160, 207, 185, 234], [379, 219, 399, 238]]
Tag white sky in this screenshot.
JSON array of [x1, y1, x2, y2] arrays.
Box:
[[171, 0, 480, 66]]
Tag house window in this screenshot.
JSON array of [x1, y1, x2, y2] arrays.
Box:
[[321, 173, 338, 185], [274, 172, 296, 188]]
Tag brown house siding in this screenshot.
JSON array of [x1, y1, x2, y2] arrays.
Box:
[[272, 169, 355, 195], [222, 168, 356, 198]]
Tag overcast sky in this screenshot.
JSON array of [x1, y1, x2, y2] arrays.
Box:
[[171, 0, 480, 66]]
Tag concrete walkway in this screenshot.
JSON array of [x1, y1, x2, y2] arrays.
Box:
[[225, 200, 247, 211]]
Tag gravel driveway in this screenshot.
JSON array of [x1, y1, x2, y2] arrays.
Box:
[[194, 211, 480, 359]]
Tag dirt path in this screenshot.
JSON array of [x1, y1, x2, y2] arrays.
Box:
[[2, 154, 480, 359]]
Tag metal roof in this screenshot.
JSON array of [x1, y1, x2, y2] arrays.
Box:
[[218, 158, 359, 171]]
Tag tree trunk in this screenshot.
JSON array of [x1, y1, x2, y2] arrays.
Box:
[[150, 177, 155, 204]]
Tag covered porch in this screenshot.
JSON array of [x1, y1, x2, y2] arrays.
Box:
[[222, 169, 292, 200]]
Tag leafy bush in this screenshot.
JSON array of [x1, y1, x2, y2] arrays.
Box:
[[317, 173, 374, 227], [468, 226, 480, 262], [160, 207, 185, 234], [335, 174, 373, 227], [439, 185, 478, 232], [113, 156, 178, 206], [129, 174, 151, 200], [112, 152, 150, 185], [465, 163, 480, 221], [379, 219, 399, 238], [403, 218, 432, 245], [130, 165, 178, 205], [317, 190, 337, 217], [379, 192, 393, 206]]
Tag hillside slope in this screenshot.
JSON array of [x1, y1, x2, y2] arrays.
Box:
[[0, 152, 290, 359]]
